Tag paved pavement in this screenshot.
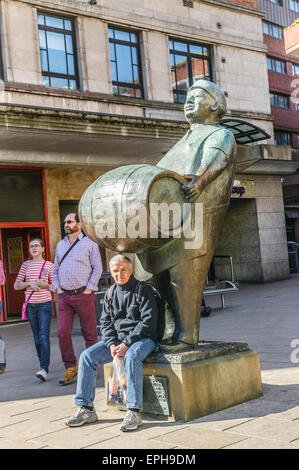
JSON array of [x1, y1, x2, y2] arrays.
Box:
[[1, 274, 299, 452]]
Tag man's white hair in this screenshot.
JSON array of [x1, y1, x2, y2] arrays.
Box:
[[109, 255, 133, 269]]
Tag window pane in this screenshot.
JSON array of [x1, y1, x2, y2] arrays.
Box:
[[114, 29, 130, 42], [115, 44, 133, 83], [130, 32, 137, 43], [109, 43, 115, 61], [117, 86, 136, 97], [113, 85, 119, 95], [42, 75, 50, 87], [47, 31, 67, 74], [38, 14, 45, 26], [111, 61, 117, 81], [50, 76, 69, 89], [69, 79, 77, 90], [131, 47, 138, 65], [45, 16, 64, 29], [108, 28, 114, 39], [67, 54, 75, 75], [169, 39, 174, 50], [133, 65, 140, 84], [64, 20, 72, 31], [40, 50, 48, 72], [135, 88, 142, 98], [177, 93, 187, 104], [38, 30, 46, 49], [65, 35, 73, 54], [189, 44, 203, 55], [174, 55, 188, 90], [173, 41, 188, 52]]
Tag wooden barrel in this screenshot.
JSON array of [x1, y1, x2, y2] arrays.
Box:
[[79, 164, 188, 253]]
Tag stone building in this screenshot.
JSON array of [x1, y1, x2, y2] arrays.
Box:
[[0, 0, 297, 321]]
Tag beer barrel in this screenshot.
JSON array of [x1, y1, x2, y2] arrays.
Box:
[[79, 164, 188, 253]]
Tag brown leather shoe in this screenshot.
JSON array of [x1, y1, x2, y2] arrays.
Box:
[[59, 366, 78, 385], [0, 368, 5, 374]]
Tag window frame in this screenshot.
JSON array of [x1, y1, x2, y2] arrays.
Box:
[[169, 37, 212, 104], [274, 130, 291, 146], [108, 25, 144, 99], [262, 20, 283, 39], [292, 64, 299, 76], [37, 11, 80, 91], [270, 92, 290, 109], [290, 0, 299, 12], [267, 56, 286, 74]]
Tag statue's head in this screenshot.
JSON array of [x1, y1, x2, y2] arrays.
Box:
[[184, 79, 227, 125]]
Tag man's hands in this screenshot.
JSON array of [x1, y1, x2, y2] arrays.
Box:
[[110, 343, 129, 360]]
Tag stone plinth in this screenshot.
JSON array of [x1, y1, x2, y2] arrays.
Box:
[[103, 341, 263, 422]]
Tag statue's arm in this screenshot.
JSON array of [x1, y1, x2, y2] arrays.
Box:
[[182, 131, 235, 202]]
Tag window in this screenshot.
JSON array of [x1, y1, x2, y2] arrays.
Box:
[[38, 13, 78, 90], [293, 64, 299, 75], [262, 21, 283, 39], [274, 130, 291, 145], [270, 92, 289, 108], [290, 0, 299, 11], [108, 26, 143, 98], [269, 0, 283, 4], [267, 57, 286, 74], [169, 39, 212, 104]]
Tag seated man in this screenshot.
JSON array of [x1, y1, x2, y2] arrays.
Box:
[[65, 254, 158, 431]]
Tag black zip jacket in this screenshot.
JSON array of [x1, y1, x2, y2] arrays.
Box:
[[100, 275, 158, 349]]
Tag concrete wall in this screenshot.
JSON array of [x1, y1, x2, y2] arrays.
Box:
[[215, 175, 289, 282], [44, 167, 104, 259]]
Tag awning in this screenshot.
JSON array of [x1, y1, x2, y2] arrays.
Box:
[[220, 118, 271, 144]]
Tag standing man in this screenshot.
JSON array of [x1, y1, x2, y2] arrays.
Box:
[[52, 213, 102, 385], [65, 255, 158, 431]]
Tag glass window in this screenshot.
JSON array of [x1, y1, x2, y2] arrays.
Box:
[[108, 26, 143, 98], [262, 21, 283, 39], [270, 92, 289, 108], [37, 12, 78, 90], [290, 0, 299, 11], [293, 64, 299, 75], [274, 130, 291, 146], [267, 57, 286, 74], [169, 38, 212, 103]]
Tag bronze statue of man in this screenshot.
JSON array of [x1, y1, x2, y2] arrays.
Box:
[[136, 79, 237, 347]]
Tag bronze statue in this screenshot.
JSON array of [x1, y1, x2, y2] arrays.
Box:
[[136, 79, 236, 347], [79, 79, 236, 348]]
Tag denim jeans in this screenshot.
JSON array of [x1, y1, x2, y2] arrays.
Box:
[[26, 301, 52, 372], [75, 338, 157, 410]]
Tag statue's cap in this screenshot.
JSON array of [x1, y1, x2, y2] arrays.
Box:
[[189, 79, 227, 116]]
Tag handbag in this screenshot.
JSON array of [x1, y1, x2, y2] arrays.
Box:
[[21, 260, 47, 320]]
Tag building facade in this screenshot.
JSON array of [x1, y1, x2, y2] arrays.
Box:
[[259, 0, 299, 148], [0, 0, 296, 321]]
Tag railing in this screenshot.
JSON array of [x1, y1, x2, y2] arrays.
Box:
[[203, 255, 239, 309]]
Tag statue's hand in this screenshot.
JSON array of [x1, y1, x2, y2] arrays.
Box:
[[182, 175, 202, 202]]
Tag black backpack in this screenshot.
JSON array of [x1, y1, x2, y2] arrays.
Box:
[[106, 281, 166, 345]]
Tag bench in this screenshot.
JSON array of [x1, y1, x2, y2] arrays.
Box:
[[203, 255, 239, 309]]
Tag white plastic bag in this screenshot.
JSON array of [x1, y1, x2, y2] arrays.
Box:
[[108, 356, 127, 405]]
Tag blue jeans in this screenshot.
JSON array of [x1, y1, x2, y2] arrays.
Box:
[[75, 338, 157, 410], [26, 301, 52, 372]]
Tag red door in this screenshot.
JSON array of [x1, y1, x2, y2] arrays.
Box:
[[2, 227, 44, 317]]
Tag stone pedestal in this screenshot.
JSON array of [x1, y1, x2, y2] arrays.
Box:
[[103, 341, 263, 422]]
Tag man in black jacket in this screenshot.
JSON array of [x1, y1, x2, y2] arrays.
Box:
[[65, 255, 158, 431]]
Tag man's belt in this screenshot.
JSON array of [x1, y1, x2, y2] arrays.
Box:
[[61, 286, 86, 295]]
